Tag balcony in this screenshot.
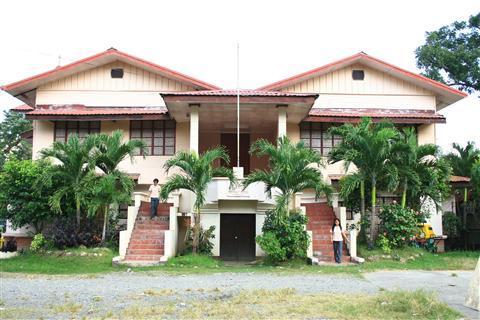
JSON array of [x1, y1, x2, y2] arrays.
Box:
[[205, 177, 276, 205]]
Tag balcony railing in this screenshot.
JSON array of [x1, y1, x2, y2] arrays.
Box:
[[205, 177, 276, 204]]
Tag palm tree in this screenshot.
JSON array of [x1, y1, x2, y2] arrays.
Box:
[[160, 147, 235, 254], [82, 171, 134, 244], [329, 117, 399, 247], [89, 130, 145, 243], [243, 136, 332, 216], [444, 141, 480, 201], [444, 141, 480, 229], [444, 142, 480, 177], [41, 134, 98, 227], [94, 130, 146, 175], [392, 127, 441, 208]]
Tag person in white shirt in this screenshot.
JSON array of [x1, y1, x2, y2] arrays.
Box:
[[148, 179, 161, 218], [330, 218, 349, 263]]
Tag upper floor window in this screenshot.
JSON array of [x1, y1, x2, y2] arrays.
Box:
[[54, 121, 100, 142], [300, 122, 342, 156], [130, 120, 176, 156]]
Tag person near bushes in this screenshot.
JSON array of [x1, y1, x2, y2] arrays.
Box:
[[330, 218, 349, 264], [149, 178, 160, 218]]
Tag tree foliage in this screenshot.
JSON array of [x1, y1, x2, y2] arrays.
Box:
[[160, 147, 235, 254], [391, 128, 450, 210], [443, 141, 480, 197], [41, 134, 98, 227], [244, 136, 332, 216], [329, 118, 399, 247], [415, 12, 480, 94], [0, 159, 57, 232], [0, 110, 32, 169]]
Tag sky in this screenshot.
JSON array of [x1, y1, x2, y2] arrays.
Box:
[[0, 0, 479, 152]]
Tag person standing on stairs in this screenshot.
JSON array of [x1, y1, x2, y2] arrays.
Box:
[[149, 178, 161, 219], [330, 218, 349, 264]]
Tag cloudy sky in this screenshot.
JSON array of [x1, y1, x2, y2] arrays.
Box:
[[0, 0, 478, 152]]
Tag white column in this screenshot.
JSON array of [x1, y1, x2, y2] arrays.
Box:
[[189, 104, 199, 153], [277, 105, 287, 138]]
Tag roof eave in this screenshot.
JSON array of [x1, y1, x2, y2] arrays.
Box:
[[1, 48, 220, 97]]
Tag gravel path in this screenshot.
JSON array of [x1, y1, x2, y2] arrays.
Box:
[[1, 270, 478, 319]]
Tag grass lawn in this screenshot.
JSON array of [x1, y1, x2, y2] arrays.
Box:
[[2, 288, 460, 319], [1, 246, 478, 275], [119, 289, 460, 320], [0, 247, 124, 275]]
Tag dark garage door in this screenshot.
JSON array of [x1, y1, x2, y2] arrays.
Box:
[[220, 214, 256, 261]]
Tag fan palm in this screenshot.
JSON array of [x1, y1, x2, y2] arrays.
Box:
[[160, 147, 235, 254], [243, 136, 332, 216], [329, 117, 399, 247], [41, 134, 98, 227]]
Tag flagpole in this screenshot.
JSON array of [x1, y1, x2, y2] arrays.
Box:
[[236, 43, 240, 168]]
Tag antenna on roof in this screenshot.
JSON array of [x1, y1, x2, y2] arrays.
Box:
[[57, 55, 62, 67]]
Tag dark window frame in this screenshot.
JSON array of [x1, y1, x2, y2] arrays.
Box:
[[129, 120, 176, 156], [300, 122, 342, 156], [54, 121, 100, 143]]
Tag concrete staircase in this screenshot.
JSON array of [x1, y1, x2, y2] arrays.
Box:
[[304, 202, 349, 263], [123, 201, 172, 262]]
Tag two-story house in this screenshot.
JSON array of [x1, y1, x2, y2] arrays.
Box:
[[2, 48, 466, 264]]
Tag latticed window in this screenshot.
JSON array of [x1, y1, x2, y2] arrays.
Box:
[[300, 122, 342, 156], [54, 121, 100, 142], [130, 120, 176, 156]]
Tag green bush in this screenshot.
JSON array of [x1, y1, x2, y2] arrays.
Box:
[[258, 209, 310, 262], [0, 159, 59, 233], [376, 234, 392, 254], [378, 204, 418, 248], [256, 232, 286, 263], [183, 225, 215, 255], [30, 234, 52, 253]]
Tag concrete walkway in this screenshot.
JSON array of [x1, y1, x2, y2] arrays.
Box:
[[2, 270, 478, 319]]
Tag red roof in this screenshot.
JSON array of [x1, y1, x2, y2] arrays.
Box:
[[258, 52, 467, 108], [25, 104, 169, 120], [161, 89, 318, 97], [259, 52, 466, 96], [1, 48, 220, 94], [305, 108, 446, 124], [11, 104, 34, 112]]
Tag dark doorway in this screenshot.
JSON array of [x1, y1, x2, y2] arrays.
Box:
[[220, 133, 250, 174], [220, 214, 256, 261]]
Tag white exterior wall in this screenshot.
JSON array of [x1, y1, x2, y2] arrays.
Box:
[[200, 200, 269, 257], [282, 63, 436, 110], [36, 61, 193, 107]]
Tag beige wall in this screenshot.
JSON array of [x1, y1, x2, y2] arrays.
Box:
[[417, 123, 436, 145], [36, 61, 194, 106], [282, 63, 436, 110], [32, 120, 54, 159], [33, 119, 190, 186]]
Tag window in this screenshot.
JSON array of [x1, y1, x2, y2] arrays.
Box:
[[300, 122, 342, 156], [54, 121, 100, 142], [130, 120, 176, 156], [352, 70, 365, 80], [111, 68, 124, 78]]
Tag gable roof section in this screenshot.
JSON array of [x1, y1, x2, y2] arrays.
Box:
[[1, 48, 220, 100], [258, 52, 467, 109]]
